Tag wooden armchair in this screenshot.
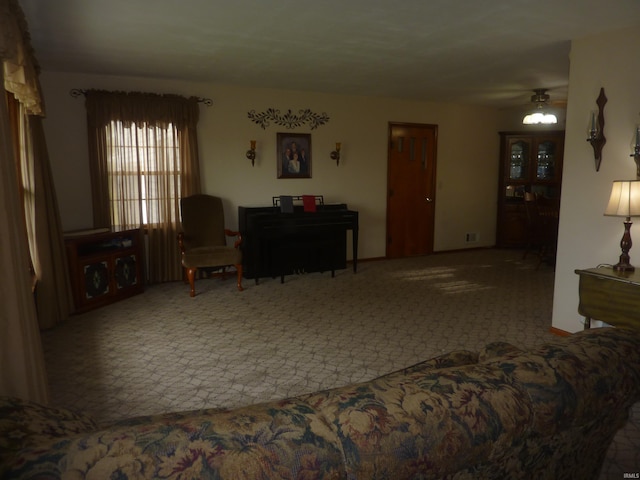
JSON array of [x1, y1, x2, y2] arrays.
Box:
[[178, 194, 243, 297]]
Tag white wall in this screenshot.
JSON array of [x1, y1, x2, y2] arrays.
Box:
[[40, 71, 501, 260], [552, 26, 640, 332]]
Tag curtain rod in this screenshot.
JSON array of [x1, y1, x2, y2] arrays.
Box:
[[69, 89, 213, 106]]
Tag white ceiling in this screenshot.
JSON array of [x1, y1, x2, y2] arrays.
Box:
[[19, 0, 640, 109]]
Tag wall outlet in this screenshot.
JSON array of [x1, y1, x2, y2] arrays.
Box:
[[465, 232, 478, 243]]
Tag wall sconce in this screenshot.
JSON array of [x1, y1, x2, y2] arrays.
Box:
[[586, 87, 607, 171], [631, 124, 640, 179], [604, 180, 640, 272], [330, 142, 341, 166], [246, 140, 256, 167]]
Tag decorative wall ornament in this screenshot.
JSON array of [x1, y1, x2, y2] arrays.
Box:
[[630, 121, 640, 179], [248, 108, 330, 130], [587, 87, 607, 171]]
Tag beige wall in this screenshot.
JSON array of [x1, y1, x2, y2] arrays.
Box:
[[553, 26, 640, 332], [40, 71, 503, 260]]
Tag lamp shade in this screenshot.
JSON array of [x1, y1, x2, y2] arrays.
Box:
[[604, 180, 640, 217]]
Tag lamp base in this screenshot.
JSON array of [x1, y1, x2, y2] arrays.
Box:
[[613, 262, 635, 273], [614, 219, 635, 273]]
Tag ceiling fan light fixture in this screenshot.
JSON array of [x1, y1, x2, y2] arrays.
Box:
[[522, 109, 558, 125], [522, 88, 558, 125]]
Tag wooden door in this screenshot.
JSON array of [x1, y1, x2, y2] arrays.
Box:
[[386, 123, 437, 258]]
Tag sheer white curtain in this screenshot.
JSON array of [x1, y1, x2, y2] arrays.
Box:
[[0, 0, 49, 403], [24, 108, 73, 328], [9, 94, 73, 329]]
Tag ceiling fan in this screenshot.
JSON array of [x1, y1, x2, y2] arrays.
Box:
[[522, 88, 559, 125]]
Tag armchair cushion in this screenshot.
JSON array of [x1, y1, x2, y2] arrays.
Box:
[[180, 245, 241, 269]]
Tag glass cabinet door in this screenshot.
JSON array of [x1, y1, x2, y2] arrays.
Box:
[[536, 140, 556, 181], [508, 140, 529, 181]]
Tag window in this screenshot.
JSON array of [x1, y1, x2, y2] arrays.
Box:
[[85, 90, 201, 283], [105, 120, 181, 230]]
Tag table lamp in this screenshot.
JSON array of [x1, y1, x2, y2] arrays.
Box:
[[604, 180, 640, 272]]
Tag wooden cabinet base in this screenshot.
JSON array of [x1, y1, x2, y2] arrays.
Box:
[[65, 228, 144, 314]]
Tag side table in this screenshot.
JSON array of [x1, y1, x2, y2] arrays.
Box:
[[575, 267, 640, 330]]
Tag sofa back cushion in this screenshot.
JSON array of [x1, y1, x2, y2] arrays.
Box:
[[484, 328, 640, 434], [302, 356, 531, 478], [55, 399, 345, 479]]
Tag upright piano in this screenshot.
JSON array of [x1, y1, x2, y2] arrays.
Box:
[[238, 201, 358, 283]]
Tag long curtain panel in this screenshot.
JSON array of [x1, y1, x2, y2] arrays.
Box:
[[4, 16, 71, 331], [0, 0, 49, 402], [86, 91, 202, 283], [29, 114, 73, 328], [0, 91, 48, 403]]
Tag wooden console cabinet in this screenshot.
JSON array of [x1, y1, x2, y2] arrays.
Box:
[[64, 228, 144, 313], [575, 267, 640, 330]]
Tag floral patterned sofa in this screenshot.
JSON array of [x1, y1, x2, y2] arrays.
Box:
[[2, 327, 640, 479]]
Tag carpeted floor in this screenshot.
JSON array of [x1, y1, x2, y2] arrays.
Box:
[[41, 248, 639, 477]]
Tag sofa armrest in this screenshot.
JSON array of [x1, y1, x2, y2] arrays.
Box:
[[0, 396, 98, 476]]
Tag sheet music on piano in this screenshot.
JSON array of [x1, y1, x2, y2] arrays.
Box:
[[302, 195, 317, 212], [279, 196, 294, 213], [272, 195, 324, 207]]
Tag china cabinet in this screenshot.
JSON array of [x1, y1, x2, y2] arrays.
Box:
[[496, 131, 565, 247]]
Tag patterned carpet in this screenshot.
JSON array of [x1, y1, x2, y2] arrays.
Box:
[[41, 248, 639, 477]]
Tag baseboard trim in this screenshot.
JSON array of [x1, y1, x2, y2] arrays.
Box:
[[352, 247, 497, 264], [347, 257, 386, 265], [549, 326, 572, 337], [433, 246, 496, 255]]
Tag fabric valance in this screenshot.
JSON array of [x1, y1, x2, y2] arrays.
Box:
[[0, 0, 43, 115]]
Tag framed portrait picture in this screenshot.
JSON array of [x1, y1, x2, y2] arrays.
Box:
[[277, 132, 311, 178]]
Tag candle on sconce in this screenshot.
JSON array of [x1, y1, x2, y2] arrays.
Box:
[[246, 140, 257, 166], [632, 126, 640, 160], [330, 142, 342, 165], [589, 111, 597, 137]]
